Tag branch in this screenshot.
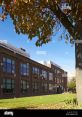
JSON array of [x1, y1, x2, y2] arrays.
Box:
[[49, 3, 75, 39]]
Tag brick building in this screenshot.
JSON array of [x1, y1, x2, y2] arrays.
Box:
[[0, 42, 67, 98]]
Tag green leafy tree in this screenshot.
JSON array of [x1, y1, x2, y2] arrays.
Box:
[[68, 77, 76, 93], [0, 0, 82, 104]]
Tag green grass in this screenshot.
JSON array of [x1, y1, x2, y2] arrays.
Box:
[[0, 93, 81, 109]]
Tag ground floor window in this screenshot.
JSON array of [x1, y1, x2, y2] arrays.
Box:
[[42, 83, 47, 92], [2, 79, 14, 93], [21, 80, 29, 93], [49, 84, 53, 91], [32, 82, 39, 93]]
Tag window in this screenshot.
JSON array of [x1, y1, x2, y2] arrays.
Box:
[[3, 79, 15, 93], [42, 70, 47, 79], [62, 79, 63, 83], [32, 82, 39, 93], [21, 80, 29, 93], [3, 57, 15, 74], [49, 84, 53, 91], [57, 78, 59, 83], [54, 69, 57, 74], [55, 78, 57, 83], [42, 83, 47, 92], [49, 73, 53, 80], [20, 63, 29, 76], [57, 70, 60, 74], [32, 67, 39, 75], [59, 79, 61, 83]]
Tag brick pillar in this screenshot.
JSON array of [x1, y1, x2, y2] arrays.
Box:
[[14, 56, 20, 97]]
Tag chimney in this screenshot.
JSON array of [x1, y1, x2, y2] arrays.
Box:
[[20, 48, 26, 52]]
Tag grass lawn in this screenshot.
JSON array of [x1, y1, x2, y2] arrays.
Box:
[[0, 93, 82, 109]]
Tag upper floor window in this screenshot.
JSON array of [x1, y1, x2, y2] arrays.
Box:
[[62, 79, 63, 83], [55, 78, 57, 82], [57, 70, 60, 74], [59, 79, 61, 83], [49, 73, 53, 81], [3, 57, 15, 74], [57, 78, 59, 84], [20, 63, 29, 76], [54, 69, 57, 74], [42, 70, 47, 79], [2, 79, 15, 93], [32, 67, 39, 75]]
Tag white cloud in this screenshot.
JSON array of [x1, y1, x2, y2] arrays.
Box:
[[0, 39, 8, 44], [36, 50, 47, 55]]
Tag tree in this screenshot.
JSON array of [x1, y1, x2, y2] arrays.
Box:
[[68, 77, 76, 93], [0, 0, 82, 104]]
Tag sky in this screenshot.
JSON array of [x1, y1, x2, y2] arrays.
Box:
[[0, 16, 75, 80]]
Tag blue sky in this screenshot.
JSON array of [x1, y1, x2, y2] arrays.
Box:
[[0, 16, 75, 79]]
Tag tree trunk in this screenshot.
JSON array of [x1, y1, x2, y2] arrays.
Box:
[[75, 43, 82, 104], [75, 42, 82, 104], [75, 21, 82, 104]]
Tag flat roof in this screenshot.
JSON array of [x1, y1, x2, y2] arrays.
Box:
[[0, 42, 67, 72], [38, 61, 62, 69], [0, 42, 30, 58]]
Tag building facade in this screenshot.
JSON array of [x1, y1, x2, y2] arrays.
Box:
[[0, 42, 67, 98]]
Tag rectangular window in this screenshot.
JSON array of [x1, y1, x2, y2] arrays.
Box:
[[42, 70, 47, 79], [55, 78, 57, 83], [62, 79, 63, 83], [42, 83, 47, 92], [55, 69, 57, 74], [57, 78, 59, 83], [3, 79, 14, 93], [3, 57, 15, 74], [21, 80, 29, 93], [49, 73, 53, 80], [59, 79, 61, 83], [49, 84, 53, 91], [32, 82, 39, 93], [20, 63, 29, 76], [57, 70, 60, 74], [32, 67, 39, 75]]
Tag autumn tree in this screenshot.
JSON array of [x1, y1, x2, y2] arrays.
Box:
[[0, 0, 82, 104]]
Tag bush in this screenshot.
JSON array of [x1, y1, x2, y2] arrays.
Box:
[[65, 97, 78, 105]]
